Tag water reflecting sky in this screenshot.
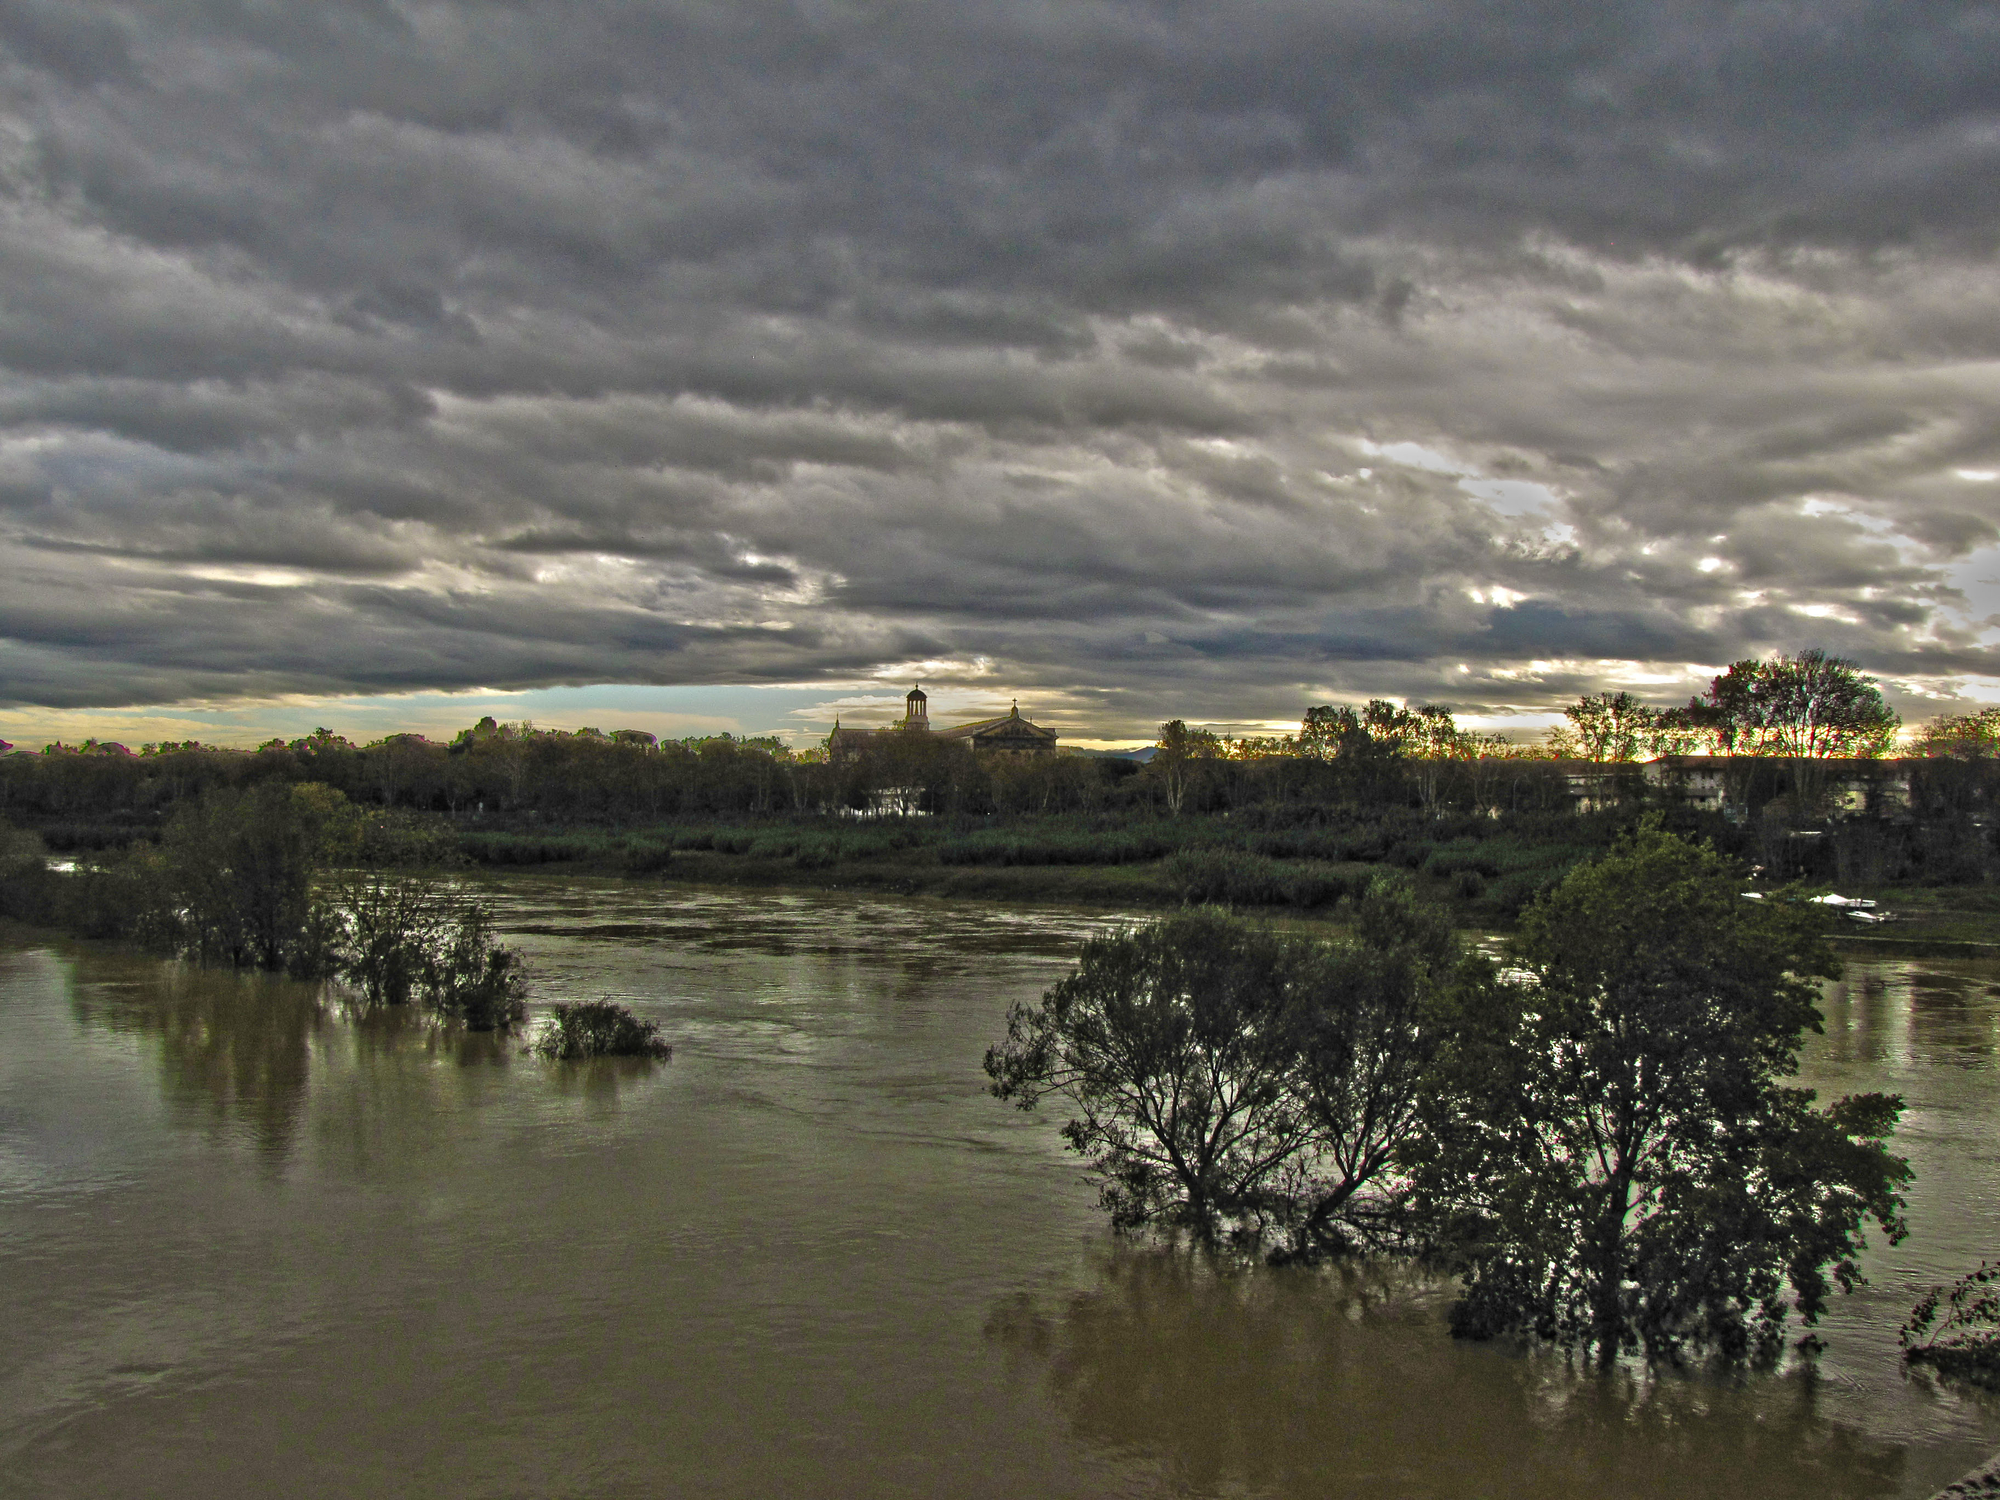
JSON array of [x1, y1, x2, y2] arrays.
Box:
[[3, 881, 1998, 1499]]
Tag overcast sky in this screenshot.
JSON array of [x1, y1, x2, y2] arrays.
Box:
[[1, 0, 1997, 746]]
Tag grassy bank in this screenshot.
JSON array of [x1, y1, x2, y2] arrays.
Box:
[[446, 814, 2000, 946], [445, 809, 1652, 929]]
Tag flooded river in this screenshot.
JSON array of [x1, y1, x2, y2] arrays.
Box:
[[3, 879, 1999, 1498]]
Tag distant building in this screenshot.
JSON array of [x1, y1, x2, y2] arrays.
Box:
[[936, 702, 1059, 754], [827, 685, 1059, 759]]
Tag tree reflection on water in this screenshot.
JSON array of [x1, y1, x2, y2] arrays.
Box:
[[61, 946, 546, 1160], [988, 1245, 1907, 1500], [67, 950, 324, 1157]]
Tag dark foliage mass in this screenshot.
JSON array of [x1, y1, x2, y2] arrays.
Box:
[[1410, 821, 1909, 1364], [323, 871, 528, 1030], [990, 824, 1913, 1366], [531, 1001, 672, 1061]]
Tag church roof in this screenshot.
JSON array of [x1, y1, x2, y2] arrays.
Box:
[[828, 699, 1058, 756], [936, 703, 1057, 742]]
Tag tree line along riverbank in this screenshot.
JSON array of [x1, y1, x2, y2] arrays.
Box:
[[2, 663, 1997, 939]]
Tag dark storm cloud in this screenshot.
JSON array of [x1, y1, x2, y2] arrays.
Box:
[[1, 0, 1998, 735]]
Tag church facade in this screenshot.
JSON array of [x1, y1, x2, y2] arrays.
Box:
[[827, 685, 1058, 758]]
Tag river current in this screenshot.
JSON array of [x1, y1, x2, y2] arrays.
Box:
[[3, 878, 1998, 1498]]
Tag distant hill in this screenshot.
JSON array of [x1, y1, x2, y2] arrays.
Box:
[[1066, 745, 1157, 763]]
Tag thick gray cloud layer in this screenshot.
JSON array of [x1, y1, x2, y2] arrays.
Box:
[[2, 0, 1998, 733]]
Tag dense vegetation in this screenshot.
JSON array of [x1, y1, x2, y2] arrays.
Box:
[[986, 884, 1456, 1259], [990, 823, 1913, 1367], [1408, 824, 1909, 1363], [2, 653, 1994, 913], [0, 778, 691, 1059]]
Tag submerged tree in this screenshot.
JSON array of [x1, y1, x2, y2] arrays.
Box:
[[1274, 881, 1465, 1257], [1408, 820, 1910, 1364], [984, 895, 1459, 1251], [1902, 1263, 2000, 1387], [321, 871, 527, 1030], [155, 781, 359, 969], [987, 910, 1307, 1234], [132, 782, 527, 1029], [531, 999, 671, 1059]]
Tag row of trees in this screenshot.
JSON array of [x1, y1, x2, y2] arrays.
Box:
[[1187, 651, 1902, 768], [1549, 651, 1901, 761], [0, 649, 1982, 830], [987, 823, 1910, 1366]]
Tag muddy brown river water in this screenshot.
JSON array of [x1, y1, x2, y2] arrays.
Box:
[[3, 879, 1999, 1498]]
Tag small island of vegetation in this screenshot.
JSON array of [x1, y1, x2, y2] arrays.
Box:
[[531, 1000, 674, 1060]]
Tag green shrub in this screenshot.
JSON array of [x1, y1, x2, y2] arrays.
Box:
[[794, 837, 840, 870], [620, 841, 675, 875], [1166, 848, 1341, 908], [1278, 869, 1337, 908], [358, 810, 466, 868], [425, 905, 529, 1031], [1424, 846, 1500, 880], [938, 826, 1175, 868], [531, 1000, 672, 1060], [1386, 840, 1430, 870]]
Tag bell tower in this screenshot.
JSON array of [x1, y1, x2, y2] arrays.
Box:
[[904, 684, 929, 730]]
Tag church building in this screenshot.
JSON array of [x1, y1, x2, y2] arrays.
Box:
[[827, 685, 1059, 758]]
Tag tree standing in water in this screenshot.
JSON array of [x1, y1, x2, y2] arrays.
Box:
[[157, 780, 357, 969], [986, 910, 1307, 1235], [1409, 820, 1910, 1364], [984, 890, 1460, 1253]]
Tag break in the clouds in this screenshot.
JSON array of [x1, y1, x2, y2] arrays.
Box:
[[1, 0, 1999, 740]]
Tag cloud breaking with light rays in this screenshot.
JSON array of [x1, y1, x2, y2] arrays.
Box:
[[1, 0, 1999, 744]]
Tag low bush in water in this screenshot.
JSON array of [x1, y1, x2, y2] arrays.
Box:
[[532, 1000, 672, 1060]]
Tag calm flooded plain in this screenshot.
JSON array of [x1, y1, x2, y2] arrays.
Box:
[[3, 878, 1999, 1499]]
